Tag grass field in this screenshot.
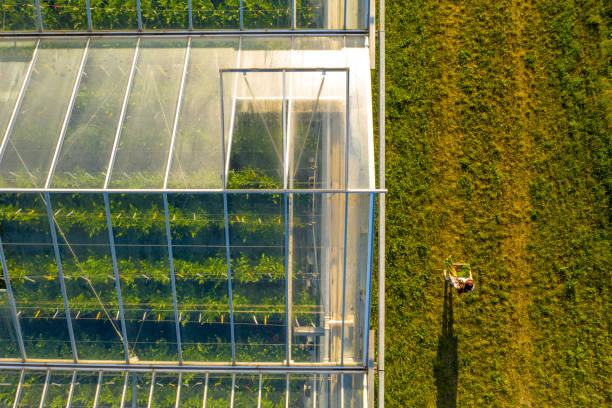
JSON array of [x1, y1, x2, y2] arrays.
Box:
[[376, 0, 610, 406]]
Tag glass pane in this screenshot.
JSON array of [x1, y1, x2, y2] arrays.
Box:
[[97, 372, 126, 408], [18, 370, 47, 408], [52, 38, 137, 189], [125, 372, 152, 407], [191, 0, 239, 29], [150, 373, 179, 408], [141, 0, 188, 30], [0, 370, 20, 407], [0, 291, 19, 358], [261, 375, 285, 407], [243, 0, 290, 29], [0, 0, 38, 31], [43, 371, 73, 407], [227, 193, 286, 363], [168, 194, 231, 362], [167, 37, 239, 189], [288, 374, 314, 407], [40, 0, 88, 31], [0, 193, 73, 360], [178, 373, 206, 408], [288, 71, 347, 189], [70, 371, 99, 408], [205, 375, 231, 408], [49, 193, 125, 361], [225, 71, 284, 189], [0, 38, 87, 188], [109, 194, 178, 362], [0, 39, 36, 134], [343, 193, 369, 364], [233, 375, 259, 407], [108, 38, 187, 189], [90, 0, 138, 30], [297, 0, 366, 29]]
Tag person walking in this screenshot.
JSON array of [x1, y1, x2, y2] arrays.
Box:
[[444, 257, 475, 294]]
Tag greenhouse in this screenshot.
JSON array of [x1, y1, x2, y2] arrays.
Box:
[[0, 1, 384, 407]]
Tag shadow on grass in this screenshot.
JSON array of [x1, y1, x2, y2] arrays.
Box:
[[434, 282, 458, 408]]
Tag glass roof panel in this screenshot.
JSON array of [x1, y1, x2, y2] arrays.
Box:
[[0, 36, 373, 191], [52, 38, 138, 189], [0, 39, 35, 137], [167, 37, 239, 189], [108, 37, 188, 189], [0, 38, 87, 188]]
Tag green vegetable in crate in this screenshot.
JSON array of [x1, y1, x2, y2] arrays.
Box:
[[443, 256, 475, 294]]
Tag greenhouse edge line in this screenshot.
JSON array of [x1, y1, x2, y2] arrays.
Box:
[[0, 3, 385, 408]]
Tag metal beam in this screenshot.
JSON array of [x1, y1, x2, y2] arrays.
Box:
[[34, 0, 42, 31], [45, 38, 91, 189], [0, 30, 368, 37], [239, 0, 243, 30], [44, 192, 78, 363], [0, 39, 40, 166], [11, 369, 24, 408], [0, 187, 386, 194], [282, 69, 291, 367], [104, 37, 140, 189], [137, 0, 142, 30], [340, 70, 350, 365], [230, 373, 236, 408], [0, 235, 26, 361], [0, 362, 366, 374], [163, 193, 183, 364], [38, 370, 50, 408], [285, 374, 289, 408], [220, 67, 348, 73], [202, 372, 208, 408], [92, 371, 102, 408], [65, 371, 77, 408], [188, 0, 193, 30], [220, 59, 236, 366], [85, 0, 92, 31], [378, 0, 386, 404], [147, 371, 156, 408], [257, 373, 262, 408], [175, 372, 182, 408], [103, 193, 130, 364], [164, 37, 191, 190], [120, 372, 129, 408], [362, 193, 375, 362]]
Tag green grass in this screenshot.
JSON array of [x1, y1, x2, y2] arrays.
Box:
[[379, 0, 610, 406]]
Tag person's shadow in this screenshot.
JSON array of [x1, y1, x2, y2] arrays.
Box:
[[434, 282, 458, 407]]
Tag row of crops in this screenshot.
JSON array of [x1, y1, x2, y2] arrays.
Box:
[[1, 0, 367, 31], [0, 188, 338, 363], [0, 369, 363, 407]]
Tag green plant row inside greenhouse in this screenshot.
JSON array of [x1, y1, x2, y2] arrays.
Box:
[[0, 368, 366, 407], [0, 0, 369, 31], [0, 34, 376, 370]]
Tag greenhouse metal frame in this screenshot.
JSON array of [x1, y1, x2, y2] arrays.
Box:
[[0, 1, 386, 407]]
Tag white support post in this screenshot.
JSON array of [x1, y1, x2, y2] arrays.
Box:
[[378, 0, 386, 403], [65, 371, 77, 408], [38, 370, 50, 408], [147, 371, 156, 408], [340, 70, 350, 365], [257, 373, 262, 408], [11, 369, 25, 408], [92, 371, 102, 408], [202, 373, 209, 408], [230, 373, 236, 408], [175, 373, 182, 408]]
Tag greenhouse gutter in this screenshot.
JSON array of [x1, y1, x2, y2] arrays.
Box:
[[0, 188, 387, 194], [0, 362, 367, 375], [0, 30, 368, 38]]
